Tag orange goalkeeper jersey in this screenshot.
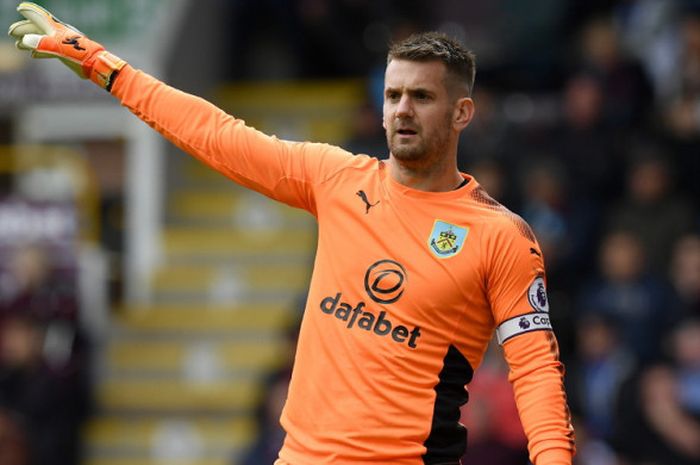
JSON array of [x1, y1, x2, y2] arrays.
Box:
[[112, 66, 575, 465]]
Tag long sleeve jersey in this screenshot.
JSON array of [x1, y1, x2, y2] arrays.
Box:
[[112, 65, 575, 465]]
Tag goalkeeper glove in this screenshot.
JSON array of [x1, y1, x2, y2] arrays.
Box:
[[8, 2, 126, 91]]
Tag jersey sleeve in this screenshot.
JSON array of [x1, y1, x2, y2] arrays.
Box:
[[482, 214, 576, 464], [483, 213, 546, 328], [111, 65, 355, 215]]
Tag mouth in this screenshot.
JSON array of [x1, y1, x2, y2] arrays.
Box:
[[396, 128, 417, 136]]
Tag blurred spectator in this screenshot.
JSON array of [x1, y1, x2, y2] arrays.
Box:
[[658, 6, 700, 201], [519, 158, 599, 292], [0, 243, 78, 323], [612, 0, 681, 105], [613, 319, 700, 465], [662, 8, 700, 138], [434, 0, 566, 91], [343, 101, 387, 158], [606, 153, 695, 273], [237, 298, 303, 465], [673, 319, 700, 420], [577, 230, 679, 363], [238, 367, 292, 465], [225, 0, 304, 80], [566, 313, 635, 442], [457, 86, 515, 173], [460, 342, 528, 465], [670, 234, 700, 318], [0, 242, 90, 465], [575, 15, 655, 128], [468, 159, 510, 205], [519, 161, 570, 252], [571, 418, 620, 465], [547, 72, 623, 202], [226, 0, 431, 81], [0, 314, 91, 465], [0, 409, 28, 465]]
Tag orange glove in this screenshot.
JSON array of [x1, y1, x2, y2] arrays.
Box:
[[8, 2, 126, 91]]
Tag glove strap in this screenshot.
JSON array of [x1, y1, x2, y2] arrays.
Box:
[[89, 51, 127, 91]]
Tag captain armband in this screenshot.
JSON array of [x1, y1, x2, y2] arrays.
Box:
[[495, 312, 553, 345]]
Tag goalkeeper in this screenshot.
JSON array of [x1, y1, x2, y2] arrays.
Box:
[[9, 3, 575, 465]]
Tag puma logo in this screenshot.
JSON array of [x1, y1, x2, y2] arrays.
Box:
[[62, 36, 86, 51], [356, 190, 379, 214]]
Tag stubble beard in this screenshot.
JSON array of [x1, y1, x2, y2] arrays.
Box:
[[387, 120, 451, 166], [388, 132, 427, 161]]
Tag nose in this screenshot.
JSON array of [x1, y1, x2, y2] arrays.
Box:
[[395, 94, 414, 118]]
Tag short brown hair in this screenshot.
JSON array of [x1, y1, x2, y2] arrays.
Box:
[[387, 31, 476, 96]]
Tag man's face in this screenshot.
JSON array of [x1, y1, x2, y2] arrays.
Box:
[[383, 59, 456, 166]]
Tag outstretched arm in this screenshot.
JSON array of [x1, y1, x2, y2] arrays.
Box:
[[8, 2, 355, 213]]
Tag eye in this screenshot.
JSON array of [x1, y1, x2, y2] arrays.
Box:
[[386, 91, 400, 102], [414, 91, 430, 101]]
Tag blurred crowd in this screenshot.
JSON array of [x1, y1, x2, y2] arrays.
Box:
[[0, 242, 92, 465], [236, 2, 700, 465], [458, 3, 700, 463]]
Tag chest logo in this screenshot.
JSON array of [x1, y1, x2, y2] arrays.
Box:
[[428, 220, 469, 258], [356, 190, 380, 214], [364, 259, 406, 304]]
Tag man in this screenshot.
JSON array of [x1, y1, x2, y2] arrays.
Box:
[[8, 3, 575, 464]]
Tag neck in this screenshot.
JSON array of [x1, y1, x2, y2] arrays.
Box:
[[387, 155, 463, 192]]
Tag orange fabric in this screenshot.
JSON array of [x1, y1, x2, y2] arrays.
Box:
[[112, 65, 575, 465]]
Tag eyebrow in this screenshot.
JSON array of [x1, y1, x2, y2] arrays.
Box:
[[384, 86, 436, 96]]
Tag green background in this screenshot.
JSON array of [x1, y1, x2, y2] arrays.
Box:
[[1, 0, 166, 42]]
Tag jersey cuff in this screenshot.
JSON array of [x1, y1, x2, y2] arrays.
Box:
[[496, 312, 553, 345], [533, 447, 573, 465]]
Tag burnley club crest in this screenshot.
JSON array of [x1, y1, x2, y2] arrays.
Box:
[[428, 220, 468, 258]]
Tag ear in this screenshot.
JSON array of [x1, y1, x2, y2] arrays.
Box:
[[453, 97, 475, 131]]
